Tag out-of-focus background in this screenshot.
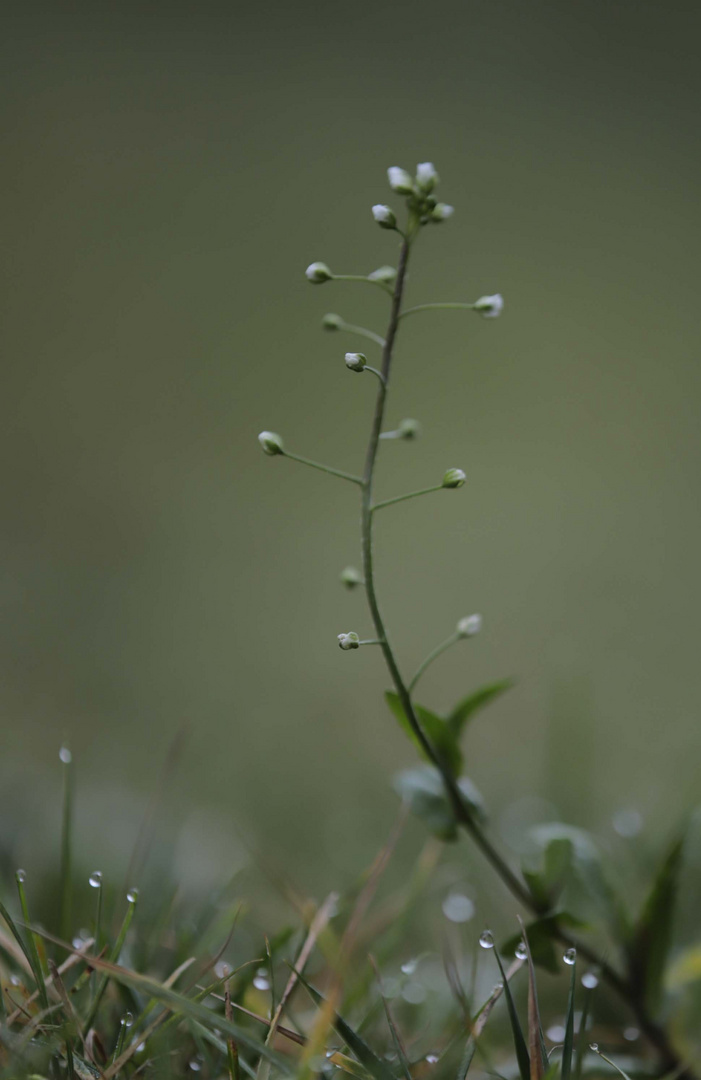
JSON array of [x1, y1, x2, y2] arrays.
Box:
[[2, 1, 700, 907]]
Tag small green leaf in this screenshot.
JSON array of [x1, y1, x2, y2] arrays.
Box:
[[628, 831, 685, 1012], [446, 678, 514, 737], [394, 766, 485, 841], [385, 691, 462, 773]]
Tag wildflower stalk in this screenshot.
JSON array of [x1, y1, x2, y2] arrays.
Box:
[[356, 214, 688, 1080]]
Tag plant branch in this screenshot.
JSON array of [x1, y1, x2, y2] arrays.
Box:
[[337, 320, 387, 349], [408, 632, 459, 693], [282, 451, 363, 485], [332, 274, 394, 296], [372, 485, 442, 512], [399, 302, 475, 319]]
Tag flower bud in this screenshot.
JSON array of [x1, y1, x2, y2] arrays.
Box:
[[345, 351, 367, 373], [322, 313, 343, 331], [340, 566, 362, 589], [372, 205, 397, 229], [442, 468, 466, 489], [416, 162, 439, 192], [337, 631, 360, 650], [430, 203, 454, 223], [457, 614, 482, 638], [258, 431, 284, 456], [473, 294, 504, 318], [306, 261, 333, 283], [398, 418, 421, 440], [387, 166, 414, 195], [368, 265, 397, 284]]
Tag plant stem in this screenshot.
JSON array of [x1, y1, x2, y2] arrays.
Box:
[[408, 632, 459, 693], [332, 274, 393, 296], [357, 228, 692, 1080], [283, 451, 362, 485], [338, 320, 387, 349], [372, 485, 442, 513], [399, 302, 475, 319]]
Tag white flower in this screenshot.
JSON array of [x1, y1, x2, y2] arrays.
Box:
[[387, 166, 414, 195], [473, 294, 504, 318], [305, 261, 332, 283], [430, 203, 454, 222], [337, 631, 360, 650], [258, 431, 284, 455], [345, 352, 367, 373], [372, 204, 397, 229], [457, 614, 482, 638], [416, 162, 439, 191], [442, 468, 466, 489]]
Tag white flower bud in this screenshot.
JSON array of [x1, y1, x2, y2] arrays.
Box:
[[416, 162, 439, 192], [368, 265, 397, 284], [387, 166, 414, 195], [430, 203, 454, 223], [398, 418, 421, 440], [337, 631, 360, 650], [442, 468, 466, 489], [345, 352, 367, 373], [372, 205, 397, 229], [305, 261, 333, 283], [340, 566, 362, 589], [457, 614, 482, 638], [258, 431, 284, 456], [473, 294, 504, 318], [322, 313, 343, 331]]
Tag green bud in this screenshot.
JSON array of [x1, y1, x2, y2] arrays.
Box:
[[305, 261, 333, 283], [322, 313, 343, 331], [430, 203, 454, 223], [337, 631, 360, 650], [457, 614, 482, 638], [442, 467, 466, 489], [340, 566, 363, 589], [258, 430, 284, 456], [387, 166, 414, 195], [368, 265, 397, 284], [345, 352, 367, 373], [473, 294, 504, 318], [398, 418, 421, 440], [372, 204, 397, 229]]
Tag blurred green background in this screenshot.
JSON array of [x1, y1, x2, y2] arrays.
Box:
[[2, 0, 700, 904]]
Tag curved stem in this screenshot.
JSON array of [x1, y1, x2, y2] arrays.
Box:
[[332, 274, 393, 296], [372, 485, 442, 513], [399, 302, 475, 319], [338, 320, 387, 349], [282, 450, 362, 485], [355, 223, 691, 1080], [364, 366, 386, 387], [408, 632, 459, 693]]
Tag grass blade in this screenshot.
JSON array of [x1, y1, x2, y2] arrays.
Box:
[[561, 955, 576, 1080], [14, 873, 49, 1011], [492, 945, 530, 1080], [59, 746, 74, 941], [517, 918, 547, 1080], [628, 831, 685, 1012]]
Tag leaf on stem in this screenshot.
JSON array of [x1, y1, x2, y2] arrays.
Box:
[[385, 691, 462, 773], [394, 766, 486, 841], [446, 679, 515, 738]]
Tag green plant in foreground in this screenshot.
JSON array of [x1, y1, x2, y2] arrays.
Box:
[[259, 163, 696, 1078]]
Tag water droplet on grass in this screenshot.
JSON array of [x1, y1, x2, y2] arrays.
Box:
[[612, 808, 643, 838], [89, 871, 102, 888], [253, 968, 270, 991], [59, 746, 72, 764], [546, 1024, 566, 1043], [126, 888, 139, 903], [215, 961, 231, 979], [515, 941, 527, 960], [15, 869, 26, 884], [425, 1054, 439, 1065], [400, 958, 417, 974], [589, 1043, 599, 1052], [123, 1011, 133, 1028], [623, 1027, 639, 1042], [581, 972, 599, 989], [478, 930, 494, 949], [563, 948, 576, 965]]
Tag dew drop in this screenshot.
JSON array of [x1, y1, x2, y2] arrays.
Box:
[[136, 1043, 146, 1054], [189, 1057, 203, 1072], [215, 961, 231, 979], [589, 1043, 599, 1052], [425, 1054, 439, 1065], [72, 936, 84, 949], [10, 974, 21, 986], [581, 971, 599, 990], [15, 869, 26, 884], [623, 1027, 639, 1042], [546, 1024, 566, 1043], [400, 958, 417, 975], [515, 941, 528, 961], [253, 967, 270, 991], [123, 1011, 134, 1028], [492, 982, 504, 994], [563, 948, 577, 966], [442, 893, 475, 923], [126, 887, 139, 903], [59, 746, 72, 765], [89, 871, 103, 889], [612, 808, 643, 838], [478, 930, 494, 950]]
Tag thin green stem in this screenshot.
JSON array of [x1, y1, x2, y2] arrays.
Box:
[[364, 366, 386, 387], [399, 302, 474, 320], [332, 274, 393, 296], [358, 639, 383, 646], [282, 451, 363, 486], [408, 632, 459, 693], [337, 320, 387, 349], [372, 485, 442, 512]]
